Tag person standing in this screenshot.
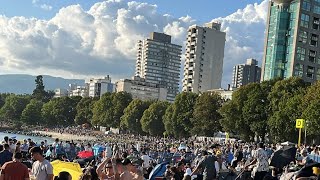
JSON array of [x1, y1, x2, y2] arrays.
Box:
[[0, 144, 13, 167], [191, 150, 217, 180], [0, 152, 29, 180], [29, 147, 54, 180], [245, 142, 269, 180]]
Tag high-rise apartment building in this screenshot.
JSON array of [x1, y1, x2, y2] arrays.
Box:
[[262, 0, 320, 82], [182, 22, 226, 93], [232, 58, 261, 88], [135, 32, 182, 102]]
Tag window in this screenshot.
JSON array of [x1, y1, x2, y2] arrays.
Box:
[[296, 47, 306, 61], [310, 34, 318, 47], [317, 68, 320, 80], [307, 66, 315, 79], [313, 17, 320, 30], [301, 13, 310, 28], [302, 0, 311, 11], [294, 64, 303, 77], [314, 5, 320, 14], [298, 30, 308, 43], [309, 50, 317, 63]]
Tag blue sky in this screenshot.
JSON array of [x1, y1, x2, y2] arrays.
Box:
[[0, 0, 263, 22]]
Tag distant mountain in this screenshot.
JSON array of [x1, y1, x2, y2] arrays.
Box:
[[0, 74, 85, 94]]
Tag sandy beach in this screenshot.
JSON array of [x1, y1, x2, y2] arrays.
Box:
[[33, 130, 98, 142]]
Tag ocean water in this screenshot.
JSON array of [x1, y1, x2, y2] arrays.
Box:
[[0, 132, 54, 144]]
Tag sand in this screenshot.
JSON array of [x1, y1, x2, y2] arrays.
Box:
[[33, 130, 97, 142]]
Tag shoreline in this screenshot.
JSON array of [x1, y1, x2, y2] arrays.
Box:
[[33, 130, 98, 142]]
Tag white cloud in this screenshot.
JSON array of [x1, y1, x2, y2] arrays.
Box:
[[0, 0, 195, 81], [32, 0, 53, 11], [40, 4, 53, 11], [0, 0, 269, 88], [213, 0, 269, 87]]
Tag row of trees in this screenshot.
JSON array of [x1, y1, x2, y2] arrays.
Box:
[[220, 77, 320, 143], [1, 75, 320, 142]]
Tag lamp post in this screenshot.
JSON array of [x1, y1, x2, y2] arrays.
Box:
[[304, 120, 308, 145]]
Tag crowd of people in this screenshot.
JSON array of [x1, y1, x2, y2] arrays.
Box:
[[0, 132, 320, 180]]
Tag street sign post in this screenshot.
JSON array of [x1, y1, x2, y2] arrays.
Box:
[[296, 119, 305, 147]]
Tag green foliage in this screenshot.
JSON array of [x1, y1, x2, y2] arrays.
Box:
[[92, 93, 113, 126], [192, 92, 223, 136], [0, 94, 30, 123], [141, 101, 169, 136], [120, 99, 153, 134], [75, 97, 98, 125], [163, 92, 198, 138], [92, 92, 132, 128], [268, 77, 308, 142], [21, 99, 43, 125], [32, 75, 54, 102], [41, 96, 81, 127], [301, 81, 320, 138]]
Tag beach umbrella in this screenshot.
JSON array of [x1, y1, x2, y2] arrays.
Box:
[[51, 160, 82, 180], [77, 151, 94, 158], [270, 146, 296, 169], [149, 162, 169, 180]]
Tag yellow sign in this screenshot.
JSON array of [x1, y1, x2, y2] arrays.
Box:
[[296, 119, 305, 129]]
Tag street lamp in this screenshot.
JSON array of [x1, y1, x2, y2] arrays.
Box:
[[304, 120, 308, 145]]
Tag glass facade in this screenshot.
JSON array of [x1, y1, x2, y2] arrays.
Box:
[[263, 0, 320, 82]]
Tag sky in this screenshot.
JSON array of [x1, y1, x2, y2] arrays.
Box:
[[0, 0, 267, 88]]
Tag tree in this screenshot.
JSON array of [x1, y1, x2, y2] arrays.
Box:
[[268, 77, 308, 142], [163, 92, 198, 138], [192, 92, 223, 136], [301, 81, 320, 140], [32, 75, 54, 102], [33, 75, 46, 100], [92, 93, 113, 126], [110, 92, 133, 128], [0, 94, 30, 124], [21, 99, 43, 125], [75, 97, 98, 125], [42, 96, 81, 127], [120, 99, 153, 134], [141, 101, 169, 136], [220, 78, 281, 142], [92, 92, 132, 128]]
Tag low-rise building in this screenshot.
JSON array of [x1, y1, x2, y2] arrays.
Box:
[[87, 75, 115, 97], [69, 85, 88, 97], [207, 86, 237, 100], [116, 76, 167, 101], [54, 88, 68, 98]]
